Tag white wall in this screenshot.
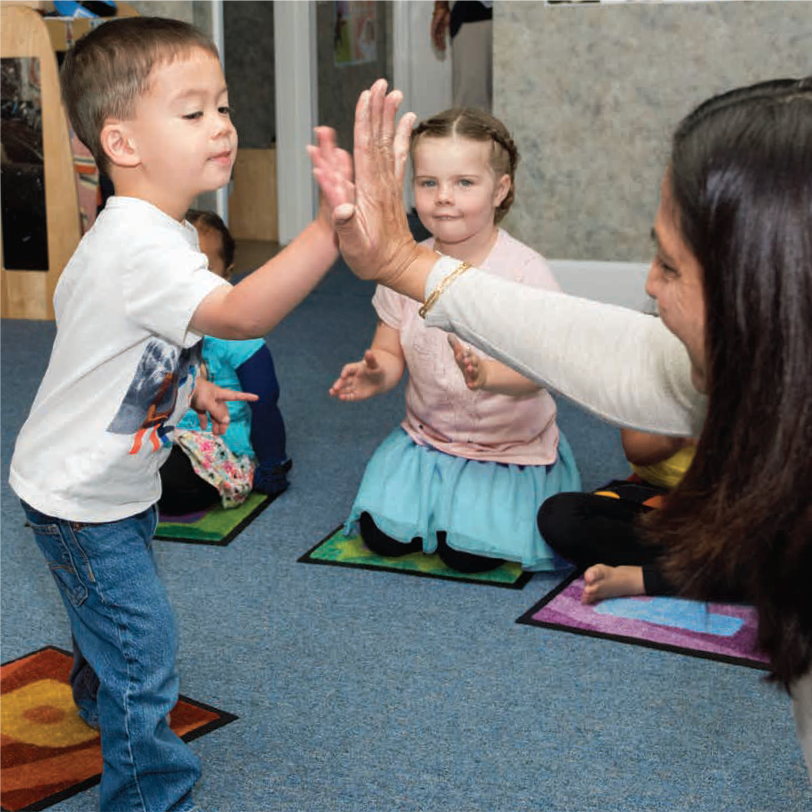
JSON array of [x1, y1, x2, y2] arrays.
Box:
[[550, 260, 652, 312]]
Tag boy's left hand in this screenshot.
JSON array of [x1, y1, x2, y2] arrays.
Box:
[[191, 378, 258, 436]]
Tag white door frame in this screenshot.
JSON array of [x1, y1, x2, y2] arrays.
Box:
[[210, 0, 228, 224], [274, 0, 318, 245]]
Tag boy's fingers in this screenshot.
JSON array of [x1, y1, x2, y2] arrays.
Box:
[[221, 388, 258, 402], [333, 203, 357, 228], [337, 147, 354, 180]]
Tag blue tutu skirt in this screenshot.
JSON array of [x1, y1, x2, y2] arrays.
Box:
[[345, 428, 581, 570]]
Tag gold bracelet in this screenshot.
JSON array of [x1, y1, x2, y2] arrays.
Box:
[[418, 261, 472, 319]]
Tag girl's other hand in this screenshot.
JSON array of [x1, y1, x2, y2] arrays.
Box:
[[448, 335, 487, 390], [329, 349, 387, 401]]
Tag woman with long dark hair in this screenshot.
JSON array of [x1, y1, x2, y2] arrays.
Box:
[[311, 76, 812, 780]]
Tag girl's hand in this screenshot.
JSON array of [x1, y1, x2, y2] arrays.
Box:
[[329, 349, 387, 401], [191, 378, 258, 436], [449, 335, 487, 390]]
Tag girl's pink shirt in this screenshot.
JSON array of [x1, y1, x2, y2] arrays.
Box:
[[372, 229, 562, 465]]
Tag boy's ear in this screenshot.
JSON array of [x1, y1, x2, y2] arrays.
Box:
[[100, 121, 140, 168], [493, 173, 511, 208]]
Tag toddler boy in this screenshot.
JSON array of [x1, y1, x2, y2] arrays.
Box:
[[10, 16, 347, 812]]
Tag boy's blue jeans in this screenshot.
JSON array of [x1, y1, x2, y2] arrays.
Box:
[[21, 501, 201, 812]]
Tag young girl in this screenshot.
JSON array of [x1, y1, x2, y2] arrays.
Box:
[[159, 210, 291, 515], [329, 108, 580, 573]]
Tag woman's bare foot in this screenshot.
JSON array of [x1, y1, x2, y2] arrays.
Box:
[[581, 564, 646, 604]]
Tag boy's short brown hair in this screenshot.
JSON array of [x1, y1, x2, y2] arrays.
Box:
[[61, 16, 219, 173]]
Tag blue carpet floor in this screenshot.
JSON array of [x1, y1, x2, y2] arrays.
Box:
[[2, 258, 810, 811]]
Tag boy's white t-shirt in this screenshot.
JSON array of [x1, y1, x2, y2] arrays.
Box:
[[9, 197, 228, 523]]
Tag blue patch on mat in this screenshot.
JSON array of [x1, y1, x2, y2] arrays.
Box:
[[594, 597, 743, 636]]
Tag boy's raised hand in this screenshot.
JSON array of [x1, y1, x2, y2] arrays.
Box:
[[329, 349, 386, 401], [191, 378, 258, 436], [308, 126, 354, 235], [448, 335, 487, 391]]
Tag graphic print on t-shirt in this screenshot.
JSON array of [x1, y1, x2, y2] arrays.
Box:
[[107, 339, 199, 454]]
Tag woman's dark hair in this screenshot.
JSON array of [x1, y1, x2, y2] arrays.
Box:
[[186, 209, 236, 272], [410, 108, 519, 223], [647, 78, 812, 689]]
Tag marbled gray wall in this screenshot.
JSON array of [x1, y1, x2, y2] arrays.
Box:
[[496, 1, 812, 261]]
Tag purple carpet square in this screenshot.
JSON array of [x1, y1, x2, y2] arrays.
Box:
[[517, 571, 769, 670]]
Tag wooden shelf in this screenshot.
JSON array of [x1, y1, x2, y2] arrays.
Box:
[[43, 2, 138, 52], [229, 147, 278, 243], [1, 2, 138, 320]]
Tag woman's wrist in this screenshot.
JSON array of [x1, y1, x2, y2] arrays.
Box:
[[379, 243, 436, 303], [419, 258, 472, 319]]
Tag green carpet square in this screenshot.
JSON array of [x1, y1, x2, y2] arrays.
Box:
[[155, 492, 276, 546], [299, 526, 533, 588]]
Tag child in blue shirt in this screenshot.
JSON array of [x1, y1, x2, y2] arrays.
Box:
[[160, 210, 291, 514]]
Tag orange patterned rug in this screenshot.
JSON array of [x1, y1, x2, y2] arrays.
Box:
[[1, 646, 237, 812]]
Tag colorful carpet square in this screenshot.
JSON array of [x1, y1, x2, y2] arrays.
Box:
[[517, 571, 769, 669], [156, 491, 275, 545], [1, 647, 237, 812], [299, 525, 534, 589]]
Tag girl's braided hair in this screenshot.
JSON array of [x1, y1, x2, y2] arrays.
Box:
[[410, 108, 519, 223]]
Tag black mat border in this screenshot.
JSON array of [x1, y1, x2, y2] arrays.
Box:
[[298, 525, 534, 590], [516, 571, 770, 672], [1, 645, 239, 812], [154, 491, 278, 546]]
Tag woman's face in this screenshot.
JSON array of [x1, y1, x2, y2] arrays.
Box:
[[645, 172, 708, 392]]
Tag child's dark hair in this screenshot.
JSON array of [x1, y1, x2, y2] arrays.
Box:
[[186, 209, 235, 272], [409, 108, 520, 223], [61, 17, 219, 173]]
